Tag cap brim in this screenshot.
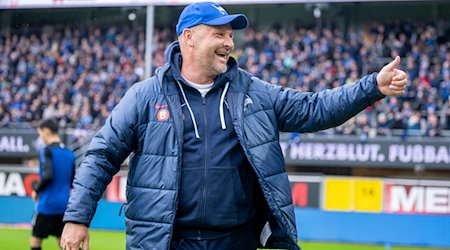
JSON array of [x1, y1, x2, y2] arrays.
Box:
[[203, 14, 249, 30]]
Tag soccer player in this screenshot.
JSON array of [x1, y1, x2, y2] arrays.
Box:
[[30, 119, 76, 250]]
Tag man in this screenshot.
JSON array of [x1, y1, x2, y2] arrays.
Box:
[[31, 119, 76, 250], [61, 2, 407, 250]]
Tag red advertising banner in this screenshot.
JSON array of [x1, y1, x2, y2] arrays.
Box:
[[289, 176, 321, 208], [384, 181, 450, 215], [3, 166, 449, 215], [0, 169, 127, 202], [0, 170, 39, 196]]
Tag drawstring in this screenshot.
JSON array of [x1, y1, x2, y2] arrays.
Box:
[[176, 80, 200, 139], [177, 80, 230, 138], [220, 82, 230, 130]]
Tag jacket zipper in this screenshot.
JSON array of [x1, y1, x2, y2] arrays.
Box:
[[232, 91, 297, 249], [163, 86, 183, 250], [199, 95, 207, 240]]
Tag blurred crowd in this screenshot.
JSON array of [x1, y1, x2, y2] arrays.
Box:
[[0, 25, 147, 131], [233, 21, 450, 138], [1, 20, 450, 138]]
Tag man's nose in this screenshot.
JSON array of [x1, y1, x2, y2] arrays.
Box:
[[224, 36, 234, 49]]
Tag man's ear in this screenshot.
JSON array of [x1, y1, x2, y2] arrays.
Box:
[[42, 127, 51, 137], [183, 29, 195, 47]]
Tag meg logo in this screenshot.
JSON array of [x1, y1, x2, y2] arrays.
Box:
[[212, 3, 227, 15], [156, 109, 170, 122]]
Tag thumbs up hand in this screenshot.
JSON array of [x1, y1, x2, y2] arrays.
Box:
[[376, 56, 408, 96]]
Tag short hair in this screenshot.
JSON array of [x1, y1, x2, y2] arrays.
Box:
[[38, 119, 59, 134]]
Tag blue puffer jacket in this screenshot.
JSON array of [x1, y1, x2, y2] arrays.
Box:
[[64, 42, 384, 250]]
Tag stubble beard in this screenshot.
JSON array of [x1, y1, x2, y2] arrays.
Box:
[[213, 54, 228, 75], [217, 63, 227, 74], [200, 57, 227, 77]]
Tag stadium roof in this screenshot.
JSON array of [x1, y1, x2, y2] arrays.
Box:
[[0, 0, 438, 9]]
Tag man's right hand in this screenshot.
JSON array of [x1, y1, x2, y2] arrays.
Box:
[[60, 222, 90, 250]]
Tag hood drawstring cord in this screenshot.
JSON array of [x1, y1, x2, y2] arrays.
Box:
[[177, 80, 230, 138], [177, 80, 200, 139], [219, 82, 230, 130]]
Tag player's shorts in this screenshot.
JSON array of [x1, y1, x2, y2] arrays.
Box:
[[32, 213, 65, 239]]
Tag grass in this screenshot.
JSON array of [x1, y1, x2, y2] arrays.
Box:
[[299, 241, 450, 250], [0, 227, 124, 250], [1, 227, 449, 250]]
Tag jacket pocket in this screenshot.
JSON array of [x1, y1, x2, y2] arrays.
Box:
[[205, 165, 249, 227]]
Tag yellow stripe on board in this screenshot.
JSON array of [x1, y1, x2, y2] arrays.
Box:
[[324, 178, 353, 211], [324, 177, 383, 212]]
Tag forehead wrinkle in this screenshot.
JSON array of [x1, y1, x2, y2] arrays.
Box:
[[193, 24, 233, 34]]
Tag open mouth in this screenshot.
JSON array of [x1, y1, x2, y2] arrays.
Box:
[[216, 51, 228, 61]]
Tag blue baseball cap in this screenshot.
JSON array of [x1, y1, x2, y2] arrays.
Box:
[[176, 2, 249, 36]]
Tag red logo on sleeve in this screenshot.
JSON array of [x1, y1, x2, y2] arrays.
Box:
[[157, 109, 170, 121]]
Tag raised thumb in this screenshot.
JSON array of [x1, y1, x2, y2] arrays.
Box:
[[384, 56, 401, 70]]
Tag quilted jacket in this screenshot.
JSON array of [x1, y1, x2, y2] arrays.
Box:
[[64, 42, 384, 250]]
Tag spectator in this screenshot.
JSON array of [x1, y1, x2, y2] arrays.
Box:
[[425, 112, 441, 137]]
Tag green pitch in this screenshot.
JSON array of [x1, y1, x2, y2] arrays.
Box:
[[1, 227, 449, 250], [0, 227, 124, 250]]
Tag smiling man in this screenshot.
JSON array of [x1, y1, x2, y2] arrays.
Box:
[[60, 2, 407, 250]]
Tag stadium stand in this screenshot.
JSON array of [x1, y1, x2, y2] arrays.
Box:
[[236, 21, 450, 137], [0, 24, 148, 130], [1, 20, 450, 138]]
